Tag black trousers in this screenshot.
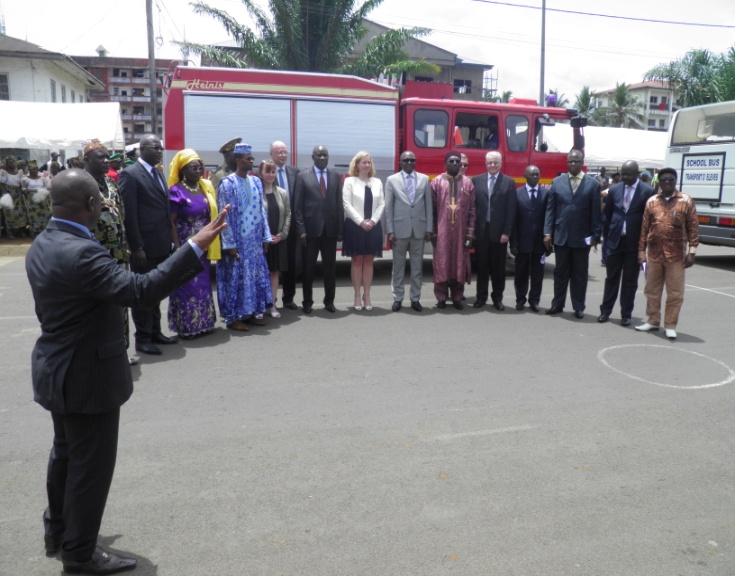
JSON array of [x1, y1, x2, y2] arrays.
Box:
[[551, 243, 591, 312], [46, 409, 120, 563], [514, 251, 545, 305], [302, 235, 337, 306], [130, 254, 167, 343], [282, 232, 302, 304], [475, 233, 508, 303], [600, 244, 641, 318]]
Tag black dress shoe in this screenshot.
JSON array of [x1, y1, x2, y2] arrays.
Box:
[[325, 304, 336, 313], [621, 317, 632, 327], [436, 300, 446, 309], [62, 546, 136, 575], [392, 301, 402, 312], [598, 313, 610, 323], [574, 310, 584, 319], [472, 299, 486, 308], [452, 300, 464, 310], [411, 301, 423, 312], [152, 333, 178, 345], [493, 301, 505, 311], [515, 303, 524, 311], [135, 342, 162, 355], [545, 307, 563, 315], [45, 533, 62, 556], [529, 303, 540, 312], [283, 301, 298, 310], [303, 304, 313, 314]]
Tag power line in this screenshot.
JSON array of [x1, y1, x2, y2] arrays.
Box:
[[469, 0, 735, 29]]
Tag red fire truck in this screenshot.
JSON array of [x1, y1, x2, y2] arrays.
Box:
[[163, 66, 586, 183]]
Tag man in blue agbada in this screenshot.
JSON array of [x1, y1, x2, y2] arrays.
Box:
[[216, 143, 273, 331]]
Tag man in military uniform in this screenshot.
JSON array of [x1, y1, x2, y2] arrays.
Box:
[[209, 137, 242, 191]]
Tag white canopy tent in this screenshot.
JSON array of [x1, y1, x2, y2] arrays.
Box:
[[541, 124, 669, 169], [0, 101, 125, 152]]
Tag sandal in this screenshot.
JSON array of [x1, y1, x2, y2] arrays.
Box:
[[269, 307, 281, 318]]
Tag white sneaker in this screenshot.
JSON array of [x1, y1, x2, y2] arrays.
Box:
[[665, 328, 677, 339], [635, 322, 660, 332]]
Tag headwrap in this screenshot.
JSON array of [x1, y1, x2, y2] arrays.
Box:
[[445, 149, 462, 162], [167, 149, 202, 189], [219, 137, 242, 154], [233, 143, 252, 156], [640, 170, 652, 180], [84, 139, 107, 155], [50, 161, 61, 170], [27, 160, 39, 169]]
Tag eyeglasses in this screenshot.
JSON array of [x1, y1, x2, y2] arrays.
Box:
[[400, 158, 416, 163], [659, 177, 676, 183], [460, 163, 469, 167], [447, 159, 462, 165]]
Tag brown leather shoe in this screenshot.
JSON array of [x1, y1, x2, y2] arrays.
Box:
[[246, 316, 267, 326], [228, 320, 250, 331]]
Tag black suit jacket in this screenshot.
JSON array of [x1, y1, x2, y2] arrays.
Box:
[[472, 172, 517, 241], [293, 167, 344, 238], [26, 220, 202, 415], [544, 173, 601, 247], [603, 180, 655, 252], [511, 185, 549, 254], [277, 165, 300, 211], [119, 160, 172, 258]]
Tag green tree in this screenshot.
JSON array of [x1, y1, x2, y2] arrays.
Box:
[[546, 88, 569, 108], [574, 85, 594, 115], [714, 46, 735, 102], [179, 0, 438, 78], [605, 82, 645, 128], [644, 48, 718, 107]]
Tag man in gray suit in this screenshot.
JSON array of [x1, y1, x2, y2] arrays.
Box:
[[26, 169, 227, 574], [544, 149, 602, 318], [270, 140, 301, 310], [385, 151, 433, 312]]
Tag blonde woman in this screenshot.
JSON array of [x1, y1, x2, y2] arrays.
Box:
[[342, 151, 385, 310]]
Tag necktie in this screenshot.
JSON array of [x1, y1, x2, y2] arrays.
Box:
[[487, 175, 496, 222], [278, 168, 286, 190], [406, 174, 415, 202], [624, 186, 633, 212], [151, 167, 166, 194], [570, 175, 580, 194], [530, 188, 537, 209], [319, 171, 327, 199]]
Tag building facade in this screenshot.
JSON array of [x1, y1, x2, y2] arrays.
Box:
[[72, 50, 183, 144], [594, 81, 678, 132]]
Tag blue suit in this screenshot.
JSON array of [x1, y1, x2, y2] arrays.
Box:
[[544, 172, 601, 311]]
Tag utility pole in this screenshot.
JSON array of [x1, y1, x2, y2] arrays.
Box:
[[539, 0, 546, 107], [146, 0, 158, 135]]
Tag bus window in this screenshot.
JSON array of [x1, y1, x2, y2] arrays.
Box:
[[506, 115, 529, 152], [454, 112, 499, 149], [414, 109, 449, 148], [672, 103, 735, 145]]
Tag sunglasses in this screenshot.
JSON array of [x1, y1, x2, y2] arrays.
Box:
[[659, 177, 676, 183], [447, 159, 462, 165], [401, 158, 416, 163], [460, 163, 469, 167]]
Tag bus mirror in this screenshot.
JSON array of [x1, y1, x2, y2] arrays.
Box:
[[696, 120, 714, 139], [536, 114, 555, 127], [570, 116, 588, 128]]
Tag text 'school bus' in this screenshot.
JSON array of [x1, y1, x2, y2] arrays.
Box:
[[162, 67, 587, 185], [665, 100, 735, 247]]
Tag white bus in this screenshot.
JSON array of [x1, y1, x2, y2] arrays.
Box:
[[664, 100, 735, 247]]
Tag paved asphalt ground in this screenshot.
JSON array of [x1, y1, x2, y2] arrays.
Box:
[[1, 244, 734, 576]]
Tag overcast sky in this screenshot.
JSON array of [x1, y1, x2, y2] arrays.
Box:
[[3, 0, 735, 104]]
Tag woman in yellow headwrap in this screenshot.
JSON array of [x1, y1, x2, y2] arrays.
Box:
[[167, 149, 221, 338]]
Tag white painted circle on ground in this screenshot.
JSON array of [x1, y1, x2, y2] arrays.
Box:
[[598, 344, 735, 390]]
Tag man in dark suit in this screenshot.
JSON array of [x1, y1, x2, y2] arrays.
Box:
[[598, 160, 654, 326], [472, 151, 517, 310], [544, 149, 602, 318], [510, 165, 548, 312], [270, 140, 301, 310], [293, 145, 343, 314], [25, 169, 227, 575], [119, 134, 178, 355]]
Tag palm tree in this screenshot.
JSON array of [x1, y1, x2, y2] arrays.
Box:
[[605, 82, 645, 129], [546, 88, 569, 108], [574, 85, 594, 116], [178, 0, 438, 78], [644, 48, 718, 107], [714, 46, 735, 102]]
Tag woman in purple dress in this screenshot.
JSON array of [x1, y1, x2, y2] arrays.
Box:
[[167, 149, 221, 338]]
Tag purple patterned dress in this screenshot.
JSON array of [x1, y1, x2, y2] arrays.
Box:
[[168, 183, 216, 337]]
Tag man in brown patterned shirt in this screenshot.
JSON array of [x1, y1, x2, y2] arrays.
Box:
[[636, 167, 699, 339]]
